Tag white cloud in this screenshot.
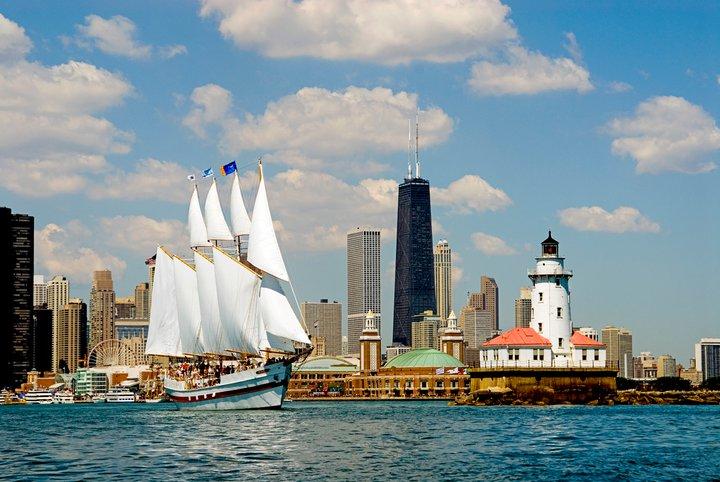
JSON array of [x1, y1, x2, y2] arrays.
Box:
[[184, 84, 453, 160], [563, 32, 582, 63], [431, 175, 512, 213], [77, 15, 152, 59], [0, 13, 32, 62], [0, 15, 135, 197], [608, 81, 632, 93], [468, 46, 593, 95], [471, 232, 516, 255], [35, 222, 127, 283], [558, 206, 660, 233], [199, 0, 516, 65], [607, 96, 720, 174], [99, 215, 187, 254], [74, 15, 186, 60], [451, 250, 464, 284], [89, 158, 191, 203]]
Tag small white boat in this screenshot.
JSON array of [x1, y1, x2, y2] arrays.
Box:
[[92, 394, 107, 403], [24, 390, 54, 404], [106, 388, 136, 403], [144, 398, 164, 403], [53, 391, 75, 404]]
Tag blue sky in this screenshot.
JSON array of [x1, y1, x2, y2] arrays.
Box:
[[1, 1, 718, 362]]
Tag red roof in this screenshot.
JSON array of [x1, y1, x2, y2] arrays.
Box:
[[571, 331, 605, 347], [482, 328, 551, 347]]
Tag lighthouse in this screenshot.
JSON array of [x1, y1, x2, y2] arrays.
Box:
[[528, 232, 573, 359]]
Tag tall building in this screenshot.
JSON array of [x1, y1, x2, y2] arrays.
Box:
[[480, 276, 499, 330], [392, 175, 435, 346], [359, 311, 382, 373], [301, 299, 342, 356], [115, 296, 136, 319], [89, 270, 115, 349], [514, 287, 532, 328], [695, 338, 720, 381], [57, 299, 87, 373], [656, 355, 677, 378], [411, 310, 440, 349], [30, 304, 52, 372], [0, 207, 33, 388], [433, 240, 452, 322], [145, 254, 156, 313], [47, 275, 69, 371], [347, 228, 381, 355], [602, 326, 633, 377], [134, 282, 150, 319], [33, 275, 46, 306], [461, 307, 494, 349]]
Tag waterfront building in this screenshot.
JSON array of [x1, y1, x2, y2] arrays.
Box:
[[694, 338, 720, 381], [115, 297, 136, 320], [386, 345, 411, 362], [602, 326, 633, 377], [0, 207, 33, 388], [74, 368, 109, 396], [301, 299, 342, 356], [578, 327, 599, 341], [433, 240, 452, 322], [47, 275, 69, 372], [411, 310, 440, 350], [679, 359, 702, 386], [359, 310, 382, 373], [439, 311, 464, 363], [33, 275, 46, 306], [632, 352, 657, 379], [134, 282, 150, 319], [30, 305, 52, 373], [347, 228, 381, 356], [56, 299, 87, 373], [656, 355, 677, 378], [89, 270, 115, 349], [392, 165, 436, 347], [478, 232, 606, 368], [514, 287, 532, 328], [348, 349, 468, 399], [115, 318, 149, 365], [287, 356, 360, 399]]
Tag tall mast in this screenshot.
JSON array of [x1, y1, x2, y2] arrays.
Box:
[[415, 108, 420, 178], [407, 119, 412, 180]]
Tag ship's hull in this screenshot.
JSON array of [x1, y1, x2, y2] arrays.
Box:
[[164, 361, 292, 411]]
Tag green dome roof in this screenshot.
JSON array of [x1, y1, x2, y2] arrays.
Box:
[[294, 356, 359, 373], [384, 348, 465, 369]]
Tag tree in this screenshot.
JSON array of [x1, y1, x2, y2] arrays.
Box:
[[651, 377, 691, 391], [701, 377, 720, 390]]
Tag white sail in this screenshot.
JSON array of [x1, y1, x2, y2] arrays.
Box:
[[173, 256, 204, 354], [188, 186, 211, 247], [212, 246, 265, 354], [247, 164, 289, 281], [145, 247, 183, 356], [194, 250, 227, 354], [204, 179, 233, 241], [230, 172, 252, 236], [260, 274, 311, 345]]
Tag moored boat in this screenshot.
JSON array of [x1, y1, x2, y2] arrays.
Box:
[[52, 391, 75, 404], [106, 388, 136, 403], [24, 390, 53, 404]]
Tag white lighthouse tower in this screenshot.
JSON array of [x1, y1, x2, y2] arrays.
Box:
[[528, 232, 573, 360]]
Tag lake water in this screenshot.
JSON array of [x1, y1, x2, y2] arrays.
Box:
[[1, 402, 719, 480]]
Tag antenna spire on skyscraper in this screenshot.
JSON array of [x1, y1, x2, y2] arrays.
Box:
[[415, 107, 420, 178], [407, 118, 412, 180]]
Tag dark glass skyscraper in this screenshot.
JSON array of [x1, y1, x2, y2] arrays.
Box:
[[392, 177, 436, 346], [0, 207, 34, 388]]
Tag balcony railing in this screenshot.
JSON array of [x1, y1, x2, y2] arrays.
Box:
[[472, 359, 608, 369], [527, 268, 573, 277]]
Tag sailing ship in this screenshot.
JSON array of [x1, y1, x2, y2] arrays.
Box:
[[145, 161, 312, 410]]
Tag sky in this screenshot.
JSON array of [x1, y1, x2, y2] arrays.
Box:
[[0, 1, 718, 362]]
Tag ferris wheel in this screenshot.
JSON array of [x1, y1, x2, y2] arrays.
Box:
[[88, 339, 139, 367]]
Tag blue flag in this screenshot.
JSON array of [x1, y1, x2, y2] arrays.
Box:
[[220, 161, 237, 176], [202, 168, 214, 178]]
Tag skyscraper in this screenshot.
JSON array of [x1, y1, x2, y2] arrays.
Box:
[[695, 338, 720, 381], [33, 275, 46, 306], [434, 240, 452, 322], [134, 282, 150, 319], [90, 270, 115, 349], [57, 299, 87, 373], [602, 326, 633, 377], [392, 176, 435, 346], [347, 228, 381, 355], [47, 275, 69, 371], [115, 296, 136, 319], [301, 300, 342, 356], [30, 304, 52, 373], [480, 276, 498, 330], [0, 207, 33, 388], [514, 287, 532, 328]]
